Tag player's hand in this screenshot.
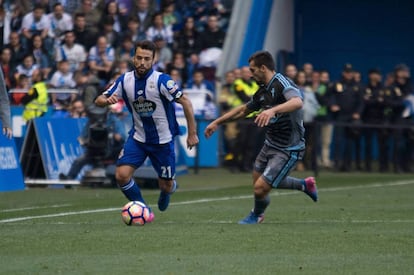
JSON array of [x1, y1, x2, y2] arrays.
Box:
[[106, 94, 119, 105], [187, 134, 199, 150], [2, 127, 12, 139], [204, 122, 218, 138], [255, 109, 275, 127]]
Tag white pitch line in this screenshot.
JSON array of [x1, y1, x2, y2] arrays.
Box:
[[0, 180, 413, 224], [0, 203, 72, 213]]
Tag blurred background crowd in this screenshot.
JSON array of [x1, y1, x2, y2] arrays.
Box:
[[1, 0, 413, 174]]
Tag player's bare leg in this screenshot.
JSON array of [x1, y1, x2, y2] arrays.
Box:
[[116, 165, 146, 204], [239, 173, 272, 224], [157, 178, 177, 211]]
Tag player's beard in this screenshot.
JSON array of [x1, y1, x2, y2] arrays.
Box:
[[135, 66, 150, 77]]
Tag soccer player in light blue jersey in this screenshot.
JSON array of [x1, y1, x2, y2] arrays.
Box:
[[95, 40, 199, 221], [205, 51, 318, 224]]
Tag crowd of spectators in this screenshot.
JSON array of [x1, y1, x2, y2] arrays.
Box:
[[219, 62, 414, 174], [1, 0, 233, 119], [2, 0, 413, 174]]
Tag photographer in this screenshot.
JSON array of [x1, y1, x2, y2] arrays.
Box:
[[59, 104, 126, 180]]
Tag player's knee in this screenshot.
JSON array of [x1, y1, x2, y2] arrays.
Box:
[[253, 178, 271, 198], [115, 169, 133, 186]]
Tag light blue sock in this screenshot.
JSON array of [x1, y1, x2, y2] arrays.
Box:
[[120, 179, 145, 204]]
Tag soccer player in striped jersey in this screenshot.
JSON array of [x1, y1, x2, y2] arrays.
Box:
[[205, 50, 318, 224], [95, 40, 199, 220]]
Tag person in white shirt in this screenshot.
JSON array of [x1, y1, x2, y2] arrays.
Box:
[[49, 59, 77, 110], [20, 4, 51, 49], [48, 3, 73, 45], [55, 30, 87, 73]]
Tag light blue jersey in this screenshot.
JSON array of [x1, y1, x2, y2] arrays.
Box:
[[103, 69, 183, 144]]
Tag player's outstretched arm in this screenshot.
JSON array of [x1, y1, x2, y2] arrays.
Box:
[[95, 94, 118, 107], [255, 97, 303, 127], [204, 104, 250, 138], [177, 94, 199, 149]]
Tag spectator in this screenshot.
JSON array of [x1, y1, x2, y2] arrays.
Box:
[[9, 4, 24, 33], [353, 70, 362, 84], [4, 31, 27, 74], [187, 0, 214, 32], [302, 62, 313, 85], [195, 14, 225, 53], [100, 0, 128, 33], [0, 68, 12, 138], [47, 2, 73, 46], [29, 34, 53, 80], [48, 0, 80, 15], [232, 66, 260, 172], [218, 70, 241, 170], [99, 15, 121, 48], [74, 70, 100, 108], [0, 3, 8, 49], [55, 30, 87, 73], [49, 59, 77, 108], [152, 35, 172, 72], [11, 73, 29, 105], [295, 70, 320, 171], [115, 35, 135, 66], [87, 35, 115, 88], [73, 12, 97, 51], [173, 16, 199, 59], [113, 59, 131, 74], [146, 12, 174, 47], [75, 0, 102, 37], [166, 51, 188, 85], [14, 53, 39, 85], [122, 15, 146, 44], [169, 67, 183, 88], [161, 0, 181, 29], [284, 63, 298, 80], [314, 70, 334, 169], [387, 64, 413, 173], [131, 0, 157, 34], [329, 63, 364, 172], [0, 47, 14, 89], [21, 69, 48, 123], [20, 4, 51, 50], [69, 98, 87, 118], [361, 68, 389, 172], [185, 69, 217, 119]]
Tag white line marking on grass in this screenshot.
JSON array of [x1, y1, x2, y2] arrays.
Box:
[[0, 204, 72, 213], [0, 180, 413, 224]]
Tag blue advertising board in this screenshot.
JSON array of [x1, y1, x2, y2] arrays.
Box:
[[29, 117, 87, 179], [0, 121, 25, 191]]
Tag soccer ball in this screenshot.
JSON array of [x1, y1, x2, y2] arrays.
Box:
[[121, 201, 153, 226]]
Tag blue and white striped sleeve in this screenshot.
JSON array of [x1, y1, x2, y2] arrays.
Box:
[[158, 73, 183, 102], [103, 74, 124, 97]]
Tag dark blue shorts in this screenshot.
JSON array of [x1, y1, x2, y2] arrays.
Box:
[[117, 136, 176, 179]]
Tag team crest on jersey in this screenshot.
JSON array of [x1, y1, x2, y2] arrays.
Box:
[[133, 98, 157, 117]]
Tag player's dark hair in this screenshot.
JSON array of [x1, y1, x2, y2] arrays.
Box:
[[248, 51, 275, 71], [135, 40, 156, 59]]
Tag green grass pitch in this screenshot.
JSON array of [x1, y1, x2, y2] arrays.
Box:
[[1, 169, 413, 274]]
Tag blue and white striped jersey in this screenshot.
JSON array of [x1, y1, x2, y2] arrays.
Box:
[[103, 69, 183, 144]]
